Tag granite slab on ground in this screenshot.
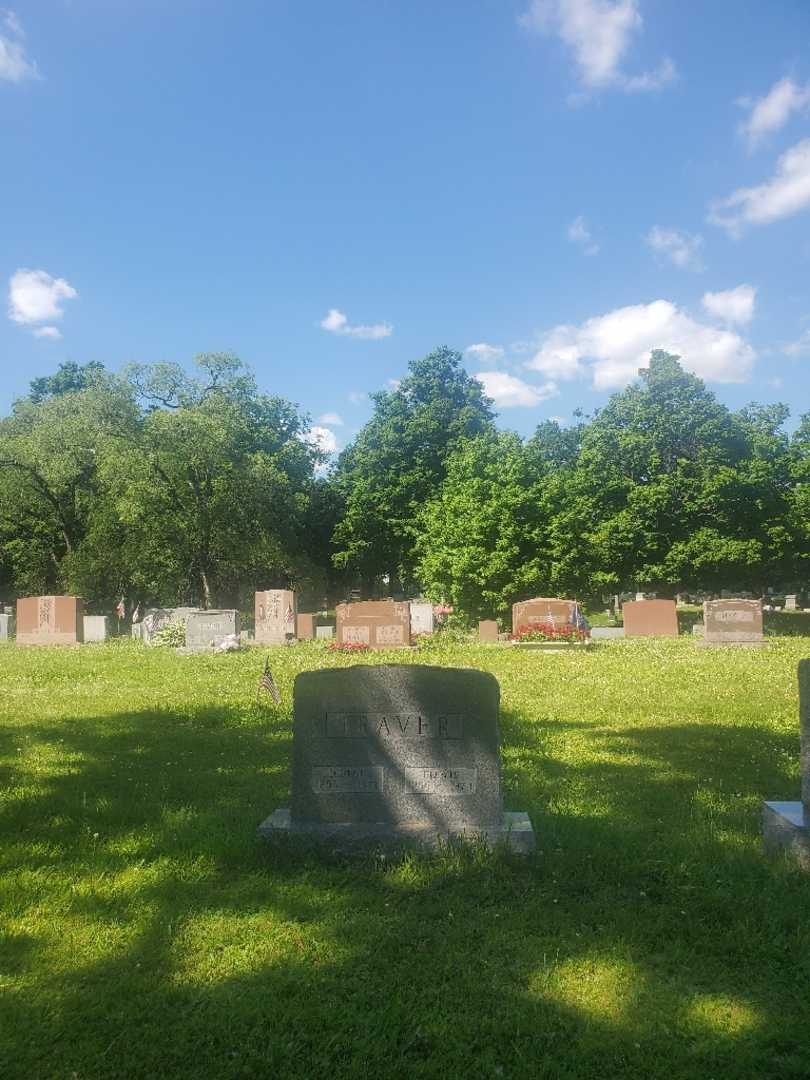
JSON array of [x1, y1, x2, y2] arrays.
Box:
[[259, 664, 535, 854]]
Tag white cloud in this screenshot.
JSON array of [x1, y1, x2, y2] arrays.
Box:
[[519, 0, 675, 95], [317, 411, 344, 426], [320, 307, 392, 340], [386, 378, 401, 390], [784, 328, 810, 357], [645, 226, 704, 271], [347, 390, 367, 404], [8, 269, 78, 329], [0, 10, 37, 83], [303, 426, 338, 455], [32, 326, 61, 340], [475, 371, 558, 408], [526, 299, 755, 390], [701, 284, 756, 326], [567, 215, 600, 255], [709, 138, 810, 236], [464, 342, 505, 364], [738, 77, 810, 150]]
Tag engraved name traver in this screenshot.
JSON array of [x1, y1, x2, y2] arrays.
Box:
[[323, 712, 464, 738]]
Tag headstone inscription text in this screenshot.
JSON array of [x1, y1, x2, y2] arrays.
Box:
[[259, 664, 535, 852]]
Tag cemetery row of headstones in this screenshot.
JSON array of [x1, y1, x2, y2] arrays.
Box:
[[1, 592, 775, 647]]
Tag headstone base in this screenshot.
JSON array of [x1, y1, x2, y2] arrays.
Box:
[[258, 808, 536, 856], [696, 640, 768, 648], [763, 802, 810, 872]]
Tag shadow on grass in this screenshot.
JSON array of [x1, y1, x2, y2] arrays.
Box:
[[1, 702, 810, 1079]]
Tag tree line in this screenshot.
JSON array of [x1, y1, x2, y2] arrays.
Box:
[[1, 348, 808, 622]]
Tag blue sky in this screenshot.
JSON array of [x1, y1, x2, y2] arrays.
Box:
[[2, 1, 810, 454]]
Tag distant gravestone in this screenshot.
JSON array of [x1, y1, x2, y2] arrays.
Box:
[[0, 613, 15, 641], [702, 599, 764, 646], [184, 610, 241, 651], [591, 627, 625, 640], [763, 660, 810, 871], [255, 590, 297, 645], [83, 615, 109, 643], [315, 625, 334, 640], [478, 620, 499, 643], [297, 613, 315, 641], [409, 602, 434, 637], [512, 597, 578, 634], [336, 601, 411, 650], [622, 599, 678, 638], [785, 595, 798, 611], [136, 607, 201, 645], [16, 596, 84, 645], [259, 665, 534, 853]]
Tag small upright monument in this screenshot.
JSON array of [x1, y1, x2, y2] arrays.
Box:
[[763, 661, 810, 871], [512, 597, 580, 633], [16, 596, 84, 645], [259, 665, 535, 853], [702, 599, 764, 646], [622, 599, 678, 638], [335, 600, 411, 650], [255, 590, 297, 645]]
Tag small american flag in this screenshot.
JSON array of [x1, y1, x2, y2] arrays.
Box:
[[257, 657, 281, 704], [284, 603, 295, 627]]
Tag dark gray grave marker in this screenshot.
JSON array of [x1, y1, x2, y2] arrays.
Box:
[[259, 665, 534, 853]]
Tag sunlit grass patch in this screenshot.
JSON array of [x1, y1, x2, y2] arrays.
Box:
[[1, 637, 810, 1078]]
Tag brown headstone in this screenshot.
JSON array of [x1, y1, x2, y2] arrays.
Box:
[[703, 599, 763, 643], [512, 597, 578, 634], [335, 600, 411, 650], [622, 599, 678, 637], [255, 590, 297, 644], [297, 613, 315, 641], [16, 595, 84, 645], [478, 620, 499, 643]]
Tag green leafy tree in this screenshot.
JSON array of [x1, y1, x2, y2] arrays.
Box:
[[332, 346, 495, 592], [28, 360, 106, 404], [559, 352, 794, 595], [104, 354, 319, 608], [0, 373, 139, 599], [416, 431, 560, 622]]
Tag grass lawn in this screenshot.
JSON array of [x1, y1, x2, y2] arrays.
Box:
[[2, 637, 810, 1079]]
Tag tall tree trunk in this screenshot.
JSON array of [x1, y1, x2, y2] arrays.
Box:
[[200, 569, 211, 609]]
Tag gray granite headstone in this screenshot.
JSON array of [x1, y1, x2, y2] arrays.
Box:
[[135, 607, 202, 644], [259, 665, 534, 854], [785, 594, 798, 611], [0, 613, 14, 641], [702, 599, 764, 645], [315, 624, 335, 640], [83, 615, 109, 643], [763, 660, 810, 871], [409, 602, 434, 637], [184, 609, 241, 651]]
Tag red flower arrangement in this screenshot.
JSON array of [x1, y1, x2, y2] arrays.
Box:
[[327, 641, 371, 652], [511, 622, 588, 644]]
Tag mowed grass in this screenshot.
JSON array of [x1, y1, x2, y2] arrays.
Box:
[[2, 637, 810, 1080]]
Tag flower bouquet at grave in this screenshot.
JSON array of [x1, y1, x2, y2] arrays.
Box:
[[327, 641, 371, 653], [511, 622, 589, 644], [151, 620, 187, 648]]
